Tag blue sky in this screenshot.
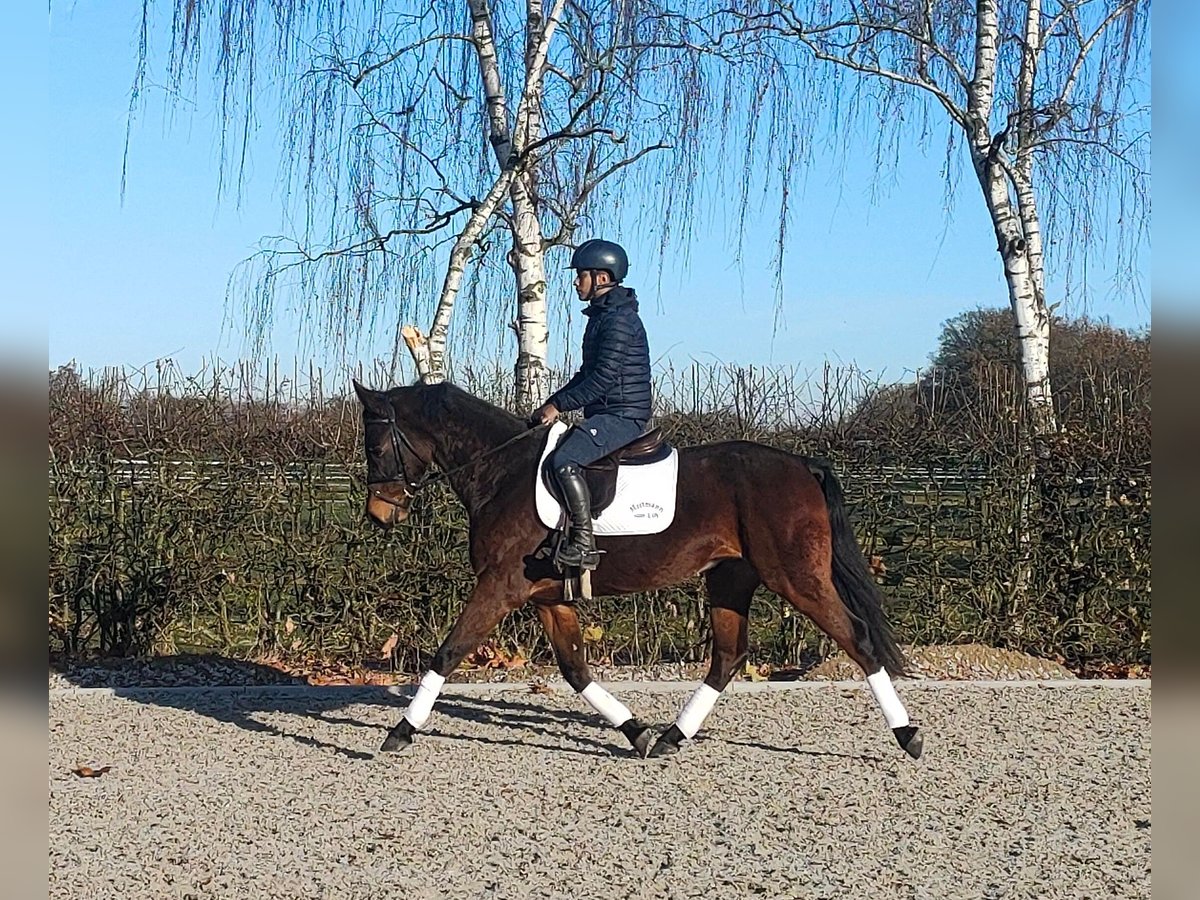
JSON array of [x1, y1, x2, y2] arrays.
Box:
[[34, 2, 1151, 388]]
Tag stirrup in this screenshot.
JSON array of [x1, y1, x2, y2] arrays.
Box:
[[557, 545, 601, 571], [553, 530, 601, 571]]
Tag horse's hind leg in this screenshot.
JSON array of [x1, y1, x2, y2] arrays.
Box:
[[535, 601, 652, 758], [769, 571, 921, 759], [650, 559, 758, 758]]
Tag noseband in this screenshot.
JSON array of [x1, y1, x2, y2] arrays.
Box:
[[363, 414, 424, 508]]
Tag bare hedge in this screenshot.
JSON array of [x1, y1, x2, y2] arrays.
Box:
[[48, 358, 1150, 671]]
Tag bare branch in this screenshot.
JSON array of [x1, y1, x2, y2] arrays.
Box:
[[350, 85, 463, 199], [788, 29, 969, 130], [1033, 134, 1149, 176], [351, 34, 475, 89], [1055, 0, 1139, 114], [250, 198, 477, 275], [546, 141, 671, 248], [784, 14, 972, 91], [522, 124, 620, 158]]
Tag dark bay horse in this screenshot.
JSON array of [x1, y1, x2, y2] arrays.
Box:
[[352, 380, 922, 760]]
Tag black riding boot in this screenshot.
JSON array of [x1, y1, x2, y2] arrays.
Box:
[[555, 464, 600, 570]]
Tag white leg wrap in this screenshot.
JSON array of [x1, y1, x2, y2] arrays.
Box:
[[580, 682, 633, 727], [403, 670, 446, 731], [676, 683, 722, 739], [867, 668, 909, 729]]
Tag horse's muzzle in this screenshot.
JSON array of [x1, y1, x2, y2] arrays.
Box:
[[366, 484, 411, 528]]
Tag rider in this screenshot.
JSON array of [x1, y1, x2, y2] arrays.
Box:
[[529, 239, 653, 569]]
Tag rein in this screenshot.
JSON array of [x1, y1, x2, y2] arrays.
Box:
[[364, 413, 548, 499]]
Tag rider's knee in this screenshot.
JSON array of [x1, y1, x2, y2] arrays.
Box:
[[554, 461, 581, 479]]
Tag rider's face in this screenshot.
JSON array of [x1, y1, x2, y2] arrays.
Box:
[[573, 270, 610, 300], [573, 270, 592, 300]]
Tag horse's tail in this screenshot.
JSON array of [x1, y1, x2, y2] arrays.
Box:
[[807, 459, 909, 677]]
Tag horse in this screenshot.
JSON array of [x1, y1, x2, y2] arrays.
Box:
[[352, 379, 922, 760]]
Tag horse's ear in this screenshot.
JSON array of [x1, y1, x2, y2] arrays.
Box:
[[352, 379, 392, 417], [352, 379, 374, 407]]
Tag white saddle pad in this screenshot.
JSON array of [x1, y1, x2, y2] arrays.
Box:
[[534, 422, 679, 536]]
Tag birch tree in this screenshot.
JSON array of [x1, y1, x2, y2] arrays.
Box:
[[705, 0, 1149, 447], [131, 1, 688, 410]]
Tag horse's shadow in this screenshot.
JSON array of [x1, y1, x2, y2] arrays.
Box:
[[50, 655, 632, 761], [313, 695, 627, 758], [52, 655, 887, 764], [723, 737, 884, 763]]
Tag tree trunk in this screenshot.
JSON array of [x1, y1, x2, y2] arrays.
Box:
[[510, 180, 552, 411], [458, 0, 552, 409], [966, 0, 1050, 624], [970, 147, 1055, 626], [966, 0, 1056, 445], [510, 0, 552, 412], [973, 153, 1056, 445], [402, 167, 520, 383]]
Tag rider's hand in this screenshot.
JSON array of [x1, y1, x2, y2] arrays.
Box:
[[528, 403, 560, 428]]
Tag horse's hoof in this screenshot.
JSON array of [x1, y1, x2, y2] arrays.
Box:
[[648, 724, 686, 758], [894, 725, 922, 760], [648, 738, 680, 758], [620, 719, 653, 758], [380, 719, 416, 754]]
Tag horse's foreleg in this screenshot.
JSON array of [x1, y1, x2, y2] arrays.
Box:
[[380, 581, 520, 754], [650, 560, 756, 758], [534, 601, 652, 758]]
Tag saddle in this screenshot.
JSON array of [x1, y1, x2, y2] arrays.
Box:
[[544, 426, 673, 517]]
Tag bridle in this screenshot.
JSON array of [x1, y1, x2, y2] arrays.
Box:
[[362, 413, 424, 509], [362, 409, 546, 512]]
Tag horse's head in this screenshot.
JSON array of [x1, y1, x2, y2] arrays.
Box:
[[352, 380, 432, 528]]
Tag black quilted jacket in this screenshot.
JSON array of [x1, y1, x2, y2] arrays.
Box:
[[549, 286, 652, 422]]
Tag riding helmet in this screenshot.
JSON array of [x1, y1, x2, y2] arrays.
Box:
[[569, 239, 629, 283]]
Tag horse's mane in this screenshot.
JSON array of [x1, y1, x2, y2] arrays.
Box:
[[392, 381, 525, 442]]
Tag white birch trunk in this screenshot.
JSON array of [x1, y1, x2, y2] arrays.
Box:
[[468, 0, 513, 164], [408, 167, 519, 383], [967, 0, 1056, 442], [405, 0, 563, 384], [510, 180, 552, 410], [511, 0, 552, 412], [1016, 0, 1048, 308], [420, 0, 551, 409], [1012, 158, 1053, 441], [964, 0, 1051, 619], [975, 158, 1055, 441]]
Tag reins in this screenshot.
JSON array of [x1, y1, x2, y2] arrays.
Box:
[[364, 412, 548, 497]]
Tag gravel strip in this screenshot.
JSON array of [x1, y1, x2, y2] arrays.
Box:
[[49, 682, 1150, 899]]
